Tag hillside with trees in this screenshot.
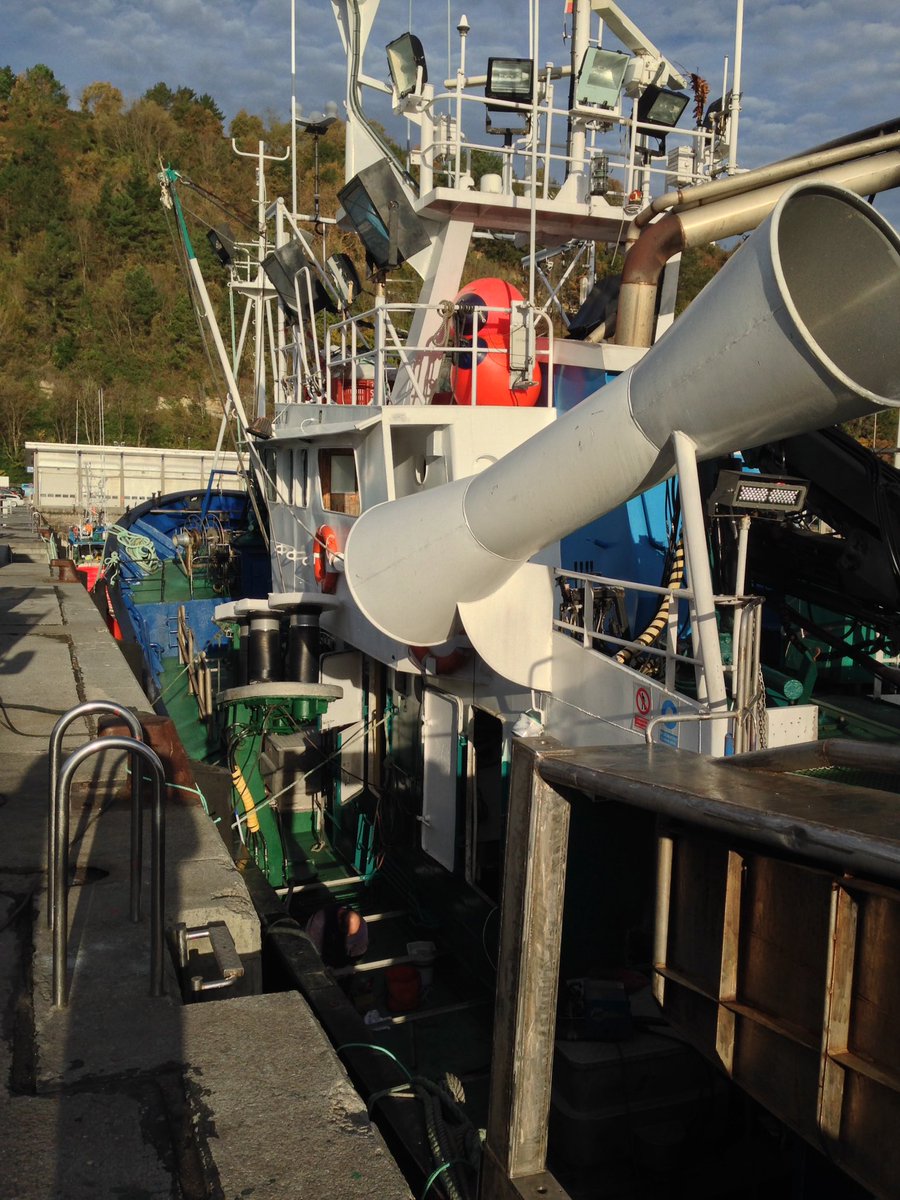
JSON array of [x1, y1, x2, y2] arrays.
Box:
[[0, 64, 340, 482]]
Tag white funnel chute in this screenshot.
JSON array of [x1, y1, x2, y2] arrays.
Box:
[[345, 183, 900, 647]]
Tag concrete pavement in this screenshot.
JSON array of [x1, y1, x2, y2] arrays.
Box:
[[0, 506, 411, 1199]]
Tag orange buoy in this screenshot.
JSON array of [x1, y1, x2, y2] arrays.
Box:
[[408, 639, 471, 675], [312, 525, 340, 593], [450, 277, 541, 407]]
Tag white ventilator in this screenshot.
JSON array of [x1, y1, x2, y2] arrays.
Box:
[[345, 183, 900, 647]]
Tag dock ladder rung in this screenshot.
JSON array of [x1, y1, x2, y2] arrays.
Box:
[[175, 919, 245, 993]]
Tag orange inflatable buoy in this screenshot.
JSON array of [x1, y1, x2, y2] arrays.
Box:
[[450, 277, 541, 407], [312, 525, 340, 593]]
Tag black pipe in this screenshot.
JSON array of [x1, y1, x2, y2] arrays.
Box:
[[288, 610, 320, 683]]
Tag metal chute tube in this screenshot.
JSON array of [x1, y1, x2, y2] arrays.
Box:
[[287, 611, 322, 683], [345, 183, 900, 648]]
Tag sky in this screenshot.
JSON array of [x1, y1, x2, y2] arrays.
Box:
[[5, 0, 900, 227]]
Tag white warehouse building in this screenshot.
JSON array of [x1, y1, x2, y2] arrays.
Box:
[[26, 442, 246, 514]]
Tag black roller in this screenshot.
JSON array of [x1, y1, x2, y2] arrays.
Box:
[[248, 617, 281, 683], [287, 610, 321, 683]]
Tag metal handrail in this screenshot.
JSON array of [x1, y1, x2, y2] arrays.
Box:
[[48, 702, 143, 929], [52, 736, 166, 1008]]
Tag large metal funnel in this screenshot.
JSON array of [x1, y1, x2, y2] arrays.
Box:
[[345, 183, 900, 647]]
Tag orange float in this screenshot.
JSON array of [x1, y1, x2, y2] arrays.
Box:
[[408, 639, 471, 675], [450, 278, 541, 407]]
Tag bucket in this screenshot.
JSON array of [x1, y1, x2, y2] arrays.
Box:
[[385, 965, 421, 1013], [407, 940, 437, 989]]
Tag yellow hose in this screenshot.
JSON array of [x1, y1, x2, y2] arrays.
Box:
[[615, 542, 685, 666], [231, 764, 261, 833]]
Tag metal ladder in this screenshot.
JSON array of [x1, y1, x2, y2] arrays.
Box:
[[47, 702, 166, 1007]]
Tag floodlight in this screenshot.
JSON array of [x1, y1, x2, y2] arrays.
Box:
[[207, 225, 235, 267], [636, 84, 690, 156], [262, 241, 333, 318], [637, 85, 690, 128], [485, 57, 534, 136], [338, 159, 431, 271], [709, 471, 809, 515], [574, 47, 629, 110], [486, 57, 533, 103], [386, 32, 427, 99]]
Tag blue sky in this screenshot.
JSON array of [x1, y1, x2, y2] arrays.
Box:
[[5, 1, 900, 226]]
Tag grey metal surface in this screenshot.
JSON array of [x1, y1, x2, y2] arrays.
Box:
[[536, 743, 900, 884]]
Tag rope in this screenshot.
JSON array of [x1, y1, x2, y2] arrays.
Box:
[[105, 526, 159, 573]]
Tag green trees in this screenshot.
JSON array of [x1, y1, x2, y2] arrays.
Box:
[[0, 66, 248, 477]]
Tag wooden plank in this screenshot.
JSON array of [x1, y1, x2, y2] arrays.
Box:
[[666, 834, 729, 995], [716, 850, 744, 1076], [830, 1049, 900, 1096], [819, 884, 858, 1139], [849, 891, 900, 1079], [484, 737, 570, 1186], [740, 855, 830, 1043], [652, 835, 673, 1006]]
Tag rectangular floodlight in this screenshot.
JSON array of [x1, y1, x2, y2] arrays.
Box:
[[575, 47, 630, 110], [710, 471, 809, 515]]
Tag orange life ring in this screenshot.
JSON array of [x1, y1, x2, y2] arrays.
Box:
[[313, 525, 340, 593], [408, 640, 471, 675]]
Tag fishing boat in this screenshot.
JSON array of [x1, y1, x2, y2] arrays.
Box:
[[104, 1, 900, 1195]]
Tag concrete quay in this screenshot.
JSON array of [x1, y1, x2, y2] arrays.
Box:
[[0, 507, 411, 1199]]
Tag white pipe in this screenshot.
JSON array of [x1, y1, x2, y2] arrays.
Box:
[[728, 0, 744, 173], [633, 130, 900, 229], [566, 0, 591, 185], [291, 0, 297, 219], [673, 432, 728, 742]]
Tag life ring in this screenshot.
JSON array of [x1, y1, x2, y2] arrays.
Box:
[[408, 640, 471, 675], [312, 525, 340, 593]]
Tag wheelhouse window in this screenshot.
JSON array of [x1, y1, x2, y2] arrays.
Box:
[[293, 449, 308, 507], [319, 449, 359, 516]]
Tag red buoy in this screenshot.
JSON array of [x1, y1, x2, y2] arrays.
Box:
[[450, 278, 541, 407]]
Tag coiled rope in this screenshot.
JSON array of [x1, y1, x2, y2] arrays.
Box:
[[104, 525, 160, 573]]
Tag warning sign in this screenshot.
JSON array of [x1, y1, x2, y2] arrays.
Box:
[[633, 685, 652, 730]]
